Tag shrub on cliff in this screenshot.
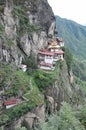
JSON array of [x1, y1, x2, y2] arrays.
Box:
[[36, 102, 85, 130], [62, 47, 73, 71]]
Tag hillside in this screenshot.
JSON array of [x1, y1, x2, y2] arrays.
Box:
[[0, 1, 86, 130], [56, 16, 86, 60]]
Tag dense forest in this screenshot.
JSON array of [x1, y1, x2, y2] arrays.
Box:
[[56, 16, 86, 81], [56, 16, 86, 60]]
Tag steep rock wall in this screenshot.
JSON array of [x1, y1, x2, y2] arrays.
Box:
[[0, 0, 57, 129], [0, 0, 57, 66], [0, 1, 85, 130], [45, 61, 73, 113], [45, 61, 85, 114]]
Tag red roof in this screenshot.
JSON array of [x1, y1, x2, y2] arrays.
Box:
[[55, 50, 64, 54], [3, 99, 18, 106], [40, 61, 53, 67], [38, 50, 54, 56]]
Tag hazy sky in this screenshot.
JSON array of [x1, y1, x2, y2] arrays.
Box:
[[48, 0, 86, 25]]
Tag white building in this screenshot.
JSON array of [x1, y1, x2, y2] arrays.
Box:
[[38, 49, 54, 64], [39, 61, 55, 70], [38, 38, 64, 70], [19, 64, 27, 72], [3, 99, 18, 109], [54, 49, 64, 61]]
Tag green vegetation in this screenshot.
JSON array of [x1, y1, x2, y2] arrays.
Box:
[[0, 63, 30, 96], [76, 104, 86, 128], [0, 5, 4, 13], [0, 0, 5, 4], [36, 102, 85, 130], [23, 77, 44, 106], [0, 1, 86, 130], [0, 61, 44, 125], [13, 5, 40, 37], [0, 0, 5, 13], [0, 23, 4, 37], [72, 60, 86, 81], [0, 114, 9, 125], [0, 23, 4, 33], [56, 16, 86, 96], [0, 1, 41, 46], [22, 53, 38, 75], [62, 47, 73, 71], [33, 62, 60, 92], [73, 76, 86, 95], [0, 57, 60, 126], [56, 16, 86, 60], [0, 23, 14, 45], [1, 103, 86, 130], [0, 102, 35, 126]]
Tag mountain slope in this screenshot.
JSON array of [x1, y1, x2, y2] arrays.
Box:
[[56, 16, 86, 60]]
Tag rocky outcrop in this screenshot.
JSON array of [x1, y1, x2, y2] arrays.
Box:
[[1, 1, 85, 130], [0, 0, 56, 129], [0, 0, 23, 65], [5, 105, 45, 130], [0, 0, 57, 66], [4, 1, 16, 39], [45, 61, 73, 113]]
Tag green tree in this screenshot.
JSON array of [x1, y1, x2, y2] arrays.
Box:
[[59, 102, 85, 130], [76, 105, 86, 129], [0, 63, 30, 96], [37, 102, 85, 130], [72, 60, 86, 81], [33, 70, 54, 91], [63, 47, 73, 71], [0, 114, 9, 125], [22, 53, 38, 75]]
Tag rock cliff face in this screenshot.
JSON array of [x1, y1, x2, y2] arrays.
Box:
[[0, 0, 57, 129], [0, 1, 85, 130], [45, 61, 73, 113], [0, 0, 57, 66]]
